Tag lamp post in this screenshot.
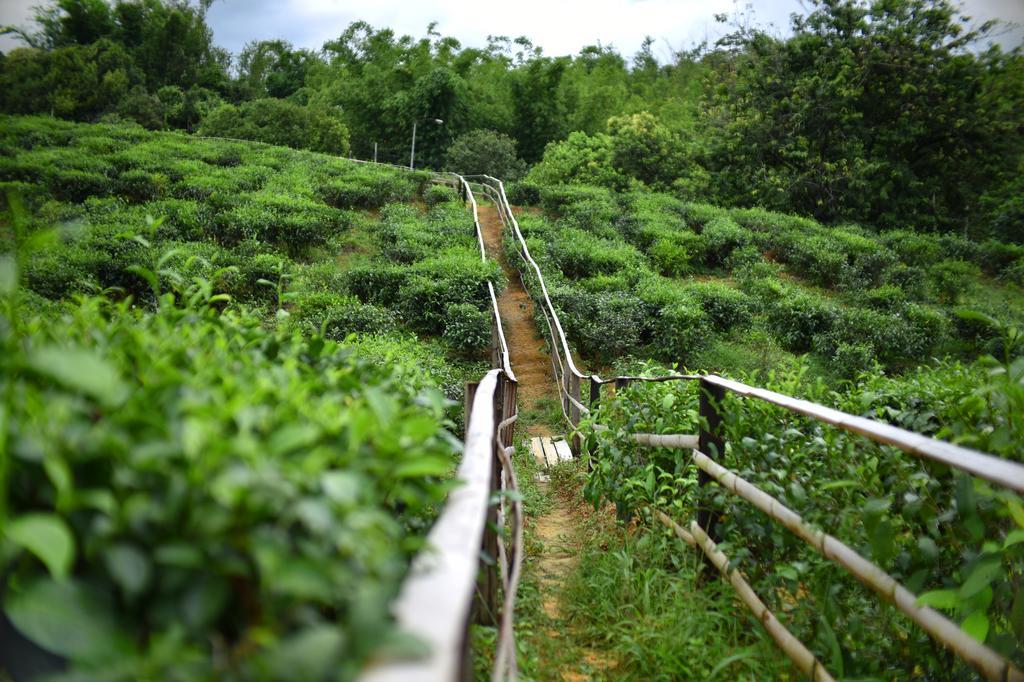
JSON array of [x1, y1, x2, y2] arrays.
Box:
[[410, 118, 444, 170]]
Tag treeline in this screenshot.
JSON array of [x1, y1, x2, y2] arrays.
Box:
[[1, 0, 1021, 239]]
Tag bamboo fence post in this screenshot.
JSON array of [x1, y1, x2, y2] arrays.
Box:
[[475, 377, 501, 627], [569, 372, 581, 454], [588, 380, 601, 470], [697, 377, 727, 577]]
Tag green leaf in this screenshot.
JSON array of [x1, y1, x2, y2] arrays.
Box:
[[269, 423, 320, 457], [820, 479, 857, 490], [1011, 589, 1024, 639], [954, 308, 998, 328], [394, 456, 451, 478], [103, 543, 152, 596], [181, 575, 229, 629], [1004, 530, 1024, 550], [961, 610, 989, 643], [0, 254, 17, 295], [917, 536, 939, 560], [1007, 497, 1024, 529], [322, 471, 363, 505], [960, 556, 1003, 600], [27, 346, 128, 407], [6, 513, 75, 579], [263, 625, 344, 681], [5, 577, 130, 663], [916, 589, 957, 611]]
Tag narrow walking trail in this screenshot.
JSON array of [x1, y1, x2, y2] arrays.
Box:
[[478, 202, 613, 680], [478, 203, 553, 434]]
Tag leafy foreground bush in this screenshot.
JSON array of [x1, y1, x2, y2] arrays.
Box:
[[0, 290, 460, 680]]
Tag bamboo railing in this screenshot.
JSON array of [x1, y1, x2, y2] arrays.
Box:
[[628, 376, 1024, 681], [359, 174, 521, 681]]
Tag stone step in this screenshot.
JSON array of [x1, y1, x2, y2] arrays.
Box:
[[529, 436, 573, 470]]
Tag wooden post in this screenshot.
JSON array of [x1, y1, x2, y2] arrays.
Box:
[[476, 376, 501, 626], [697, 377, 727, 578], [562, 361, 570, 426], [464, 381, 478, 435], [587, 380, 601, 470], [490, 311, 500, 370], [569, 373, 581, 455]]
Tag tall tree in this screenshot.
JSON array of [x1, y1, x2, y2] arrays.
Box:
[[706, 0, 1023, 232]]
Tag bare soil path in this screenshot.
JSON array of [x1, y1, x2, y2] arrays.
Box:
[[478, 202, 615, 680], [478, 203, 554, 437]]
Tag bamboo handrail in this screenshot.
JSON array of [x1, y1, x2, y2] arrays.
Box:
[[653, 511, 836, 682], [634, 432, 1024, 682], [361, 370, 503, 682], [700, 374, 1024, 494]]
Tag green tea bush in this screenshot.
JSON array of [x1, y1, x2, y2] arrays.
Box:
[[648, 231, 702, 277], [548, 228, 645, 279], [215, 192, 349, 253], [977, 239, 1024, 277], [882, 263, 931, 300], [832, 231, 898, 288], [549, 285, 646, 363], [930, 259, 978, 304], [650, 298, 709, 363], [682, 281, 753, 332], [397, 252, 503, 335], [289, 290, 398, 339], [423, 183, 459, 207], [539, 185, 619, 232], [858, 284, 907, 312], [678, 202, 728, 229], [725, 243, 765, 271], [375, 201, 472, 265], [766, 287, 837, 353], [937, 234, 982, 263], [814, 304, 947, 370], [575, 272, 633, 293], [1, 293, 457, 679], [49, 169, 112, 202], [881, 230, 944, 266], [158, 240, 236, 291], [346, 265, 409, 306], [22, 241, 102, 299], [148, 199, 215, 242], [116, 169, 168, 203], [505, 180, 541, 206], [699, 216, 752, 267], [319, 170, 418, 210], [784, 234, 849, 287], [442, 302, 491, 356], [830, 341, 878, 377]]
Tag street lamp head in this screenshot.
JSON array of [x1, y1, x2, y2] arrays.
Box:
[[432, 118, 444, 125]]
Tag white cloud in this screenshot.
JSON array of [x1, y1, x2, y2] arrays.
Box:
[[2, 0, 1020, 59]]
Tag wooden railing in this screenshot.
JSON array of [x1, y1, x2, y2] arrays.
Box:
[[360, 175, 521, 681], [628, 374, 1024, 681], [470, 175, 1024, 681]]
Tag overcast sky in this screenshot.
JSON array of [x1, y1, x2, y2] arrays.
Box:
[[1, 0, 1021, 60]]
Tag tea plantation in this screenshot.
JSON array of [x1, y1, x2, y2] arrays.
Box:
[[500, 180, 1024, 677], [507, 182, 1024, 378], [0, 115, 502, 679]]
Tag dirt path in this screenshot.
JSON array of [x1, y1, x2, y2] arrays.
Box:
[[478, 203, 613, 680], [478, 203, 554, 437]]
